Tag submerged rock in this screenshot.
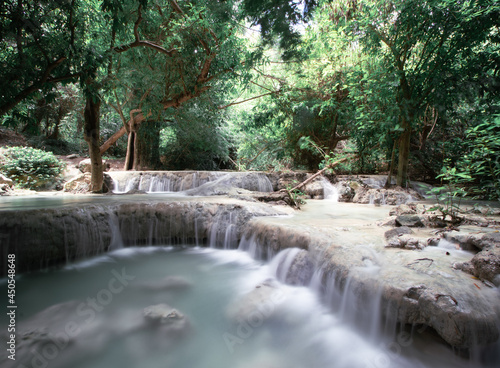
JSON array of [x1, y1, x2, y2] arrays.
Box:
[[227, 279, 285, 323], [142, 303, 189, 334], [137, 275, 192, 291]]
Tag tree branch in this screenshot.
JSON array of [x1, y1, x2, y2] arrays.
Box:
[[0, 56, 66, 116], [218, 91, 278, 109]]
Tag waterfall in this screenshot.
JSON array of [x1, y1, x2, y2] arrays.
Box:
[[268, 248, 303, 282], [321, 177, 339, 201], [109, 171, 273, 194], [208, 210, 239, 249]]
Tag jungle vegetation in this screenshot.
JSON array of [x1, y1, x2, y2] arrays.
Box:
[[0, 0, 499, 198]]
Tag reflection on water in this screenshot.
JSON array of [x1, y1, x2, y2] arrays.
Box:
[[0, 247, 486, 368]]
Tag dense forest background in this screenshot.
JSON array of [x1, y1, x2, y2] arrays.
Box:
[[1, 0, 499, 198]]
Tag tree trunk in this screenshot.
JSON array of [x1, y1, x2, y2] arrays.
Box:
[[385, 139, 397, 188], [396, 121, 411, 187], [124, 131, 136, 170], [100, 125, 127, 155], [134, 121, 161, 170], [83, 95, 104, 192]]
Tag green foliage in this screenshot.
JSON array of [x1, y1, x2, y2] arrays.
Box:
[[0, 147, 66, 190], [427, 159, 472, 223], [240, 0, 317, 60], [159, 98, 234, 170], [458, 115, 500, 200], [284, 182, 306, 209]]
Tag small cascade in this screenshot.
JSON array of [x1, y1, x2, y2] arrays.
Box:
[[255, 173, 274, 192], [268, 247, 303, 282], [107, 212, 124, 251], [109, 171, 273, 194], [238, 233, 274, 260], [148, 176, 172, 192], [208, 210, 240, 249], [321, 177, 339, 201]]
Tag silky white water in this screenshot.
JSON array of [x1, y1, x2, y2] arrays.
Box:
[[0, 246, 484, 368]]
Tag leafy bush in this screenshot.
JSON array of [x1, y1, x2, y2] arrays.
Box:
[[458, 115, 500, 200], [0, 146, 66, 190]]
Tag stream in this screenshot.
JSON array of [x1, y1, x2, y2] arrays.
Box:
[[0, 246, 481, 368], [0, 176, 499, 368]]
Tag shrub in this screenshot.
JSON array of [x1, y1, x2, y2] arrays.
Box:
[[0, 146, 66, 190]]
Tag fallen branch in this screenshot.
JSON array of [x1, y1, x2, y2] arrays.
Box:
[[281, 156, 349, 194]]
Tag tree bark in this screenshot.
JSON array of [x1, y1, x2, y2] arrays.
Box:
[[134, 121, 161, 170], [83, 95, 104, 192], [396, 121, 411, 187], [385, 139, 397, 188], [124, 131, 136, 170], [100, 125, 127, 155]]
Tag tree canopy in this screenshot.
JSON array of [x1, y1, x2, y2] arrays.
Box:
[[1, 0, 499, 198]]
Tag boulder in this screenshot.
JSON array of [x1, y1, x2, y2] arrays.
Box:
[[395, 215, 425, 227], [303, 179, 324, 198], [63, 172, 113, 193], [78, 158, 110, 173], [142, 303, 189, 333], [471, 245, 500, 285], [385, 234, 426, 250], [384, 226, 414, 240]]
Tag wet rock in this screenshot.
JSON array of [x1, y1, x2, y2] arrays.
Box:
[[142, 304, 189, 332], [282, 250, 315, 286], [63, 172, 113, 193], [333, 181, 356, 202], [422, 216, 448, 228], [303, 179, 324, 198], [452, 261, 477, 276], [384, 226, 414, 239], [444, 232, 500, 252], [352, 187, 421, 205], [471, 245, 500, 284], [389, 204, 415, 216], [444, 233, 482, 251], [184, 172, 273, 196], [386, 234, 426, 250], [395, 215, 425, 227], [227, 279, 285, 322], [377, 216, 397, 227], [250, 191, 289, 205]]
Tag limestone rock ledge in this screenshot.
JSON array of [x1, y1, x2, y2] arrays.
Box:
[[0, 198, 286, 275], [243, 217, 500, 349]]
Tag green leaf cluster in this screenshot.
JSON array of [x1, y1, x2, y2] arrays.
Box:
[[0, 147, 66, 190]]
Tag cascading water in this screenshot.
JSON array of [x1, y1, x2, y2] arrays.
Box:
[[1, 196, 499, 368], [321, 177, 339, 201], [109, 171, 273, 194]]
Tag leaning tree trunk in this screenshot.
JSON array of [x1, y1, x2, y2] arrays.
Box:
[[124, 131, 136, 170], [83, 95, 104, 192]]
